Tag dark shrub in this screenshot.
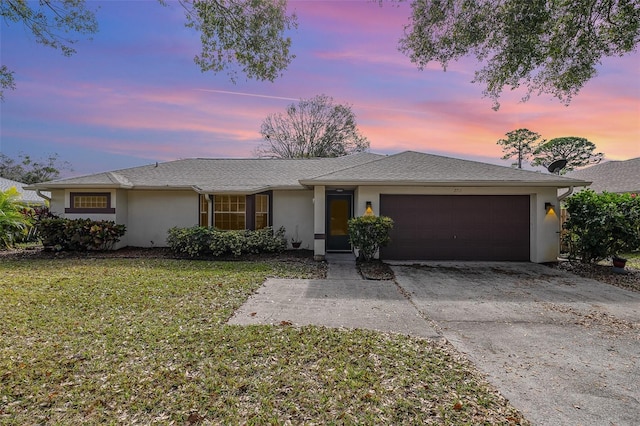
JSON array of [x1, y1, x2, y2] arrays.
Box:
[[167, 226, 287, 258], [563, 190, 640, 263], [38, 218, 126, 251]]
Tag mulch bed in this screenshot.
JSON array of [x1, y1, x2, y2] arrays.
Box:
[[550, 260, 640, 293]]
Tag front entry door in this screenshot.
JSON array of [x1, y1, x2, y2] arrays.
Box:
[[326, 193, 352, 252]]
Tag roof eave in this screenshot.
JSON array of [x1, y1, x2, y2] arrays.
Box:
[[24, 183, 130, 191], [298, 179, 592, 188]]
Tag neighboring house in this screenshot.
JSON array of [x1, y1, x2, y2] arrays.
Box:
[[27, 151, 590, 263], [565, 158, 640, 194], [0, 177, 49, 205]]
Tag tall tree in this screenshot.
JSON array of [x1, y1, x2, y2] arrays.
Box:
[[1, 0, 297, 100], [0, 153, 71, 184], [532, 137, 603, 173], [399, 0, 640, 109], [496, 128, 544, 169], [255, 94, 370, 158]]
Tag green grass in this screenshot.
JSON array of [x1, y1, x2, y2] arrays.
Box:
[[620, 252, 640, 269], [0, 258, 528, 424]]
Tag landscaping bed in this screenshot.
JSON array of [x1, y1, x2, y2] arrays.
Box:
[[553, 260, 640, 293]]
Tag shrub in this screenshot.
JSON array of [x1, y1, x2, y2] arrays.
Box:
[[23, 205, 57, 242], [0, 188, 33, 249], [348, 215, 394, 261], [167, 226, 287, 258], [38, 218, 126, 251], [563, 190, 640, 263]]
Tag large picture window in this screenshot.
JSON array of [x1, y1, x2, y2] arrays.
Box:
[[66, 192, 115, 214], [214, 195, 246, 230]]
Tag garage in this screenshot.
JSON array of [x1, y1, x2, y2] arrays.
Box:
[[379, 194, 530, 261]]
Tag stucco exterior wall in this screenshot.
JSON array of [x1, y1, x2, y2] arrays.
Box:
[[272, 189, 314, 250], [126, 190, 198, 247], [49, 190, 65, 217], [354, 185, 561, 263]]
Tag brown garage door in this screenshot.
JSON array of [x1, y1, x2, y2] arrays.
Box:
[[380, 195, 530, 261]]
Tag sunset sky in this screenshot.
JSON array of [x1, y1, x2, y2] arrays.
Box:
[[1, 1, 639, 177]]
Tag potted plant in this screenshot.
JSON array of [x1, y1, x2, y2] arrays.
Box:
[[612, 256, 627, 271]]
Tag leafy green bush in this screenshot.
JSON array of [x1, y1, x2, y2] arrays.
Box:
[[167, 226, 287, 258], [0, 188, 34, 249], [38, 218, 126, 251], [348, 215, 394, 261], [563, 190, 640, 263]]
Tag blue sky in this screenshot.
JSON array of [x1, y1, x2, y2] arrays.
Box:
[[1, 1, 639, 177]]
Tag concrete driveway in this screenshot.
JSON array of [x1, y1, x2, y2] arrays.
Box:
[[228, 260, 640, 425], [393, 262, 640, 426]]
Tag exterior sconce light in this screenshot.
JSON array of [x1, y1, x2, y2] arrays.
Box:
[[364, 201, 374, 216], [545, 202, 555, 213]]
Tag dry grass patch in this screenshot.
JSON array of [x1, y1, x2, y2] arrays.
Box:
[[1, 258, 527, 424]]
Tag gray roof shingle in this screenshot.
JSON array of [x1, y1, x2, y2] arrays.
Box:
[[301, 151, 589, 187], [29, 151, 590, 192], [29, 153, 385, 193], [565, 158, 640, 193]]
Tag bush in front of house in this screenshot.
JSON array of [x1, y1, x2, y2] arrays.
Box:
[[348, 215, 394, 261], [167, 226, 287, 258], [563, 190, 640, 263], [0, 188, 33, 249], [38, 218, 126, 251]]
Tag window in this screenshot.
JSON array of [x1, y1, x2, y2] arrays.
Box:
[[255, 194, 269, 230], [214, 195, 246, 230], [66, 192, 115, 214], [199, 194, 209, 227]]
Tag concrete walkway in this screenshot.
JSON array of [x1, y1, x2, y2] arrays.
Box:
[[227, 252, 440, 339]]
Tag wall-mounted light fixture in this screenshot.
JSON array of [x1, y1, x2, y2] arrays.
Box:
[[544, 202, 555, 213], [364, 201, 374, 216]]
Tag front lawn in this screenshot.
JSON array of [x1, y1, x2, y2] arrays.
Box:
[[0, 257, 528, 424]]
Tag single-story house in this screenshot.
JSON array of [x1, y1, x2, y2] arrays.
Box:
[[565, 158, 639, 194], [27, 151, 590, 263], [0, 176, 50, 205]]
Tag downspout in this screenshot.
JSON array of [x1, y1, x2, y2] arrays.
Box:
[[558, 186, 574, 202], [36, 189, 51, 203]]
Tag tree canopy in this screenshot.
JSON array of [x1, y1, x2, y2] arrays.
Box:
[[532, 137, 603, 173], [0, 153, 71, 184], [1, 0, 297, 100], [255, 94, 370, 158], [399, 0, 640, 109], [0, 0, 99, 101], [496, 128, 544, 169]]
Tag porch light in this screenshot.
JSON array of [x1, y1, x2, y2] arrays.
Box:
[[544, 202, 555, 213], [364, 201, 374, 216]]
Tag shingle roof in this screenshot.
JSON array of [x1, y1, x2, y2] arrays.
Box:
[[28, 151, 590, 192], [300, 151, 589, 187], [0, 177, 49, 204], [29, 153, 385, 193], [565, 158, 640, 193]]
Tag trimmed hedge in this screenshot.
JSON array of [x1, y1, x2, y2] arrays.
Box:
[[348, 215, 394, 261], [167, 226, 287, 258], [38, 218, 126, 251]]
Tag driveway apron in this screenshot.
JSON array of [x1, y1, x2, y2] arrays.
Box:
[[392, 262, 640, 426]]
